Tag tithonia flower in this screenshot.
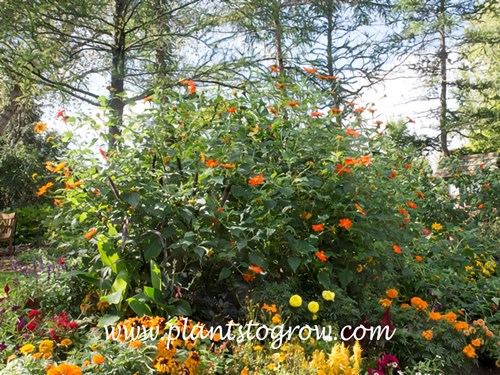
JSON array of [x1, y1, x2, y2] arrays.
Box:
[[330, 108, 342, 114], [345, 129, 359, 137], [312, 223, 324, 232], [205, 159, 219, 168], [316, 250, 327, 262], [36, 182, 54, 196], [286, 101, 299, 107], [269, 65, 279, 73], [338, 218, 352, 229], [407, 201, 417, 209], [248, 174, 264, 186], [431, 222, 443, 231], [393, 245, 402, 254], [322, 290, 335, 301], [310, 110, 325, 118], [225, 107, 237, 113], [307, 301, 319, 313], [303, 67, 317, 74], [289, 295, 302, 307], [83, 228, 97, 240]]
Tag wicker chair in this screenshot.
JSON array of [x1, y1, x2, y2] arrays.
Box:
[[0, 213, 16, 255]]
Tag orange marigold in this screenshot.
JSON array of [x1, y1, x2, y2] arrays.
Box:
[[379, 298, 392, 308], [339, 218, 352, 229], [92, 354, 105, 365], [386, 289, 398, 299], [429, 311, 442, 321], [471, 338, 483, 347], [421, 330, 433, 341], [454, 322, 469, 332], [442, 312, 457, 322], [463, 344, 476, 358], [410, 297, 428, 311]]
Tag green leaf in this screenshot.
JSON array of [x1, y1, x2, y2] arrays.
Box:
[[218, 267, 231, 281], [338, 269, 353, 287], [150, 260, 162, 291], [144, 286, 165, 305], [143, 235, 163, 263], [100, 291, 122, 305], [122, 192, 140, 207], [127, 298, 153, 317], [97, 314, 121, 328], [288, 257, 301, 273], [318, 270, 331, 289], [171, 299, 192, 315]]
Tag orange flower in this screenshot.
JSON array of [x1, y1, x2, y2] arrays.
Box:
[[268, 106, 279, 116], [407, 201, 417, 209], [410, 297, 428, 311], [92, 354, 105, 365], [463, 344, 476, 358], [379, 298, 392, 308], [317, 74, 338, 80], [226, 107, 237, 113], [220, 163, 236, 169], [415, 255, 423, 261], [316, 250, 328, 262], [357, 155, 371, 166], [217, 207, 224, 212], [477, 203, 484, 209], [34, 122, 47, 133], [181, 79, 196, 94], [262, 303, 278, 313], [65, 181, 84, 190], [354, 203, 366, 216], [272, 314, 281, 324], [83, 228, 97, 240], [286, 101, 299, 107], [330, 108, 342, 115], [36, 182, 54, 196], [249, 265, 263, 274], [398, 207, 409, 216], [205, 159, 219, 168], [46, 161, 67, 173], [92, 189, 101, 195], [275, 83, 286, 89], [242, 271, 255, 282], [454, 322, 469, 332], [300, 212, 312, 220], [388, 170, 397, 179], [310, 110, 325, 118], [336, 164, 352, 175], [421, 330, 433, 341], [200, 151, 205, 163], [345, 129, 359, 137], [53, 198, 64, 207], [386, 289, 398, 299], [442, 312, 457, 322], [143, 95, 154, 102], [128, 340, 142, 349], [269, 65, 279, 73], [312, 223, 325, 232], [429, 311, 442, 320], [393, 245, 402, 254], [339, 218, 352, 229], [484, 183, 490, 189], [471, 338, 482, 347], [354, 107, 365, 113], [344, 158, 358, 166], [303, 67, 317, 74], [415, 191, 425, 199], [248, 174, 264, 186]]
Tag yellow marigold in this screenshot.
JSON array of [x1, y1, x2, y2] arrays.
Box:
[[386, 289, 398, 299], [322, 290, 335, 301], [289, 294, 303, 308], [379, 298, 392, 308], [410, 297, 428, 311], [60, 338, 72, 347], [154, 356, 180, 373], [429, 312, 442, 321], [47, 363, 82, 375], [443, 312, 457, 322], [307, 301, 319, 313], [463, 344, 476, 358], [20, 344, 35, 355], [431, 222, 443, 231], [34, 122, 47, 133], [92, 354, 105, 365], [422, 330, 433, 341], [39, 340, 54, 354], [454, 321, 469, 332]]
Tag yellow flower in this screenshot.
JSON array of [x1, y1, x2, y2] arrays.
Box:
[[32, 173, 38, 179], [39, 340, 54, 354], [267, 363, 276, 370], [322, 290, 335, 301], [34, 122, 47, 133], [128, 340, 142, 349], [60, 338, 72, 347], [47, 363, 82, 375], [356, 264, 363, 273], [386, 289, 398, 299], [431, 222, 443, 231], [289, 295, 303, 307], [308, 301, 320, 313], [20, 344, 35, 355], [253, 345, 263, 351], [92, 354, 105, 365]]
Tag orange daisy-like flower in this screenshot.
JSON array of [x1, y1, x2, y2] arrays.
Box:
[[415, 255, 423, 261], [345, 129, 359, 137], [268, 106, 279, 116], [300, 212, 312, 220], [310, 110, 325, 118], [379, 298, 392, 308], [407, 201, 417, 209], [357, 155, 371, 166], [83, 228, 97, 240], [34, 122, 47, 134], [392, 245, 402, 254], [442, 312, 457, 322], [388, 170, 397, 179], [220, 163, 236, 169], [248, 174, 264, 186], [262, 303, 278, 313], [317, 74, 338, 80], [316, 250, 328, 262], [354, 107, 366, 113], [249, 265, 263, 274], [415, 191, 425, 199], [64, 181, 84, 190], [53, 198, 64, 207], [269, 65, 279, 73], [36, 182, 54, 196], [92, 354, 105, 365], [463, 344, 476, 358], [398, 207, 409, 217], [454, 321, 469, 332], [330, 108, 342, 115], [339, 218, 352, 229], [335, 164, 352, 175], [46, 161, 67, 173], [354, 203, 366, 216], [312, 223, 325, 232], [225, 107, 237, 113], [429, 311, 442, 321], [344, 158, 358, 166], [286, 101, 299, 107], [303, 67, 317, 74], [205, 159, 219, 168]]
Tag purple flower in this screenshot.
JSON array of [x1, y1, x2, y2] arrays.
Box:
[[367, 370, 384, 375], [17, 315, 26, 330], [11, 305, 20, 312], [23, 333, 30, 340], [0, 342, 6, 350]]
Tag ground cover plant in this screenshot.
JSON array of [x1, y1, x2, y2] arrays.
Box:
[[0, 68, 498, 374]]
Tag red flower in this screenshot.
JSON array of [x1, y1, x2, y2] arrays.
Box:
[[310, 110, 325, 118], [345, 129, 359, 137], [339, 218, 352, 229], [407, 201, 417, 209], [312, 223, 325, 232], [248, 174, 264, 186], [249, 265, 263, 274], [415, 255, 423, 261], [56, 109, 66, 118], [357, 155, 371, 166], [316, 250, 328, 262], [28, 310, 41, 320], [388, 170, 397, 179], [354, 107, 366, 113], [393, 245, 402, 254], [27, 321, 37, 331], [344, 158, 358, 166], [398, 207, 409, 217]]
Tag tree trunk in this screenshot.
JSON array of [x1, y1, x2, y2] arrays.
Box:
[[439, 0, 450, 157], [325, 3, 342, 126], [109, 0, 127, 147], [272, 1, 285, 75], [0, 84, 22, 135]]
